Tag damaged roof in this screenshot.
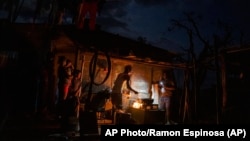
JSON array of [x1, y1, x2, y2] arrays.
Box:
[[222, 46, 250, 72], [58, 25, 179, 63], [9, 23, 180, 65]]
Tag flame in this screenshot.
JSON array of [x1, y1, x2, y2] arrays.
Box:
[[132, 101, 142, 109]]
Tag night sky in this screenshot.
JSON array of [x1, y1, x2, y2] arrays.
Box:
[[1, 0, 250, 54]]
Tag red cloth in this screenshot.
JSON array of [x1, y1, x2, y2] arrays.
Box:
[[63, 84, 70, 100], [77, 1, 98, 30]]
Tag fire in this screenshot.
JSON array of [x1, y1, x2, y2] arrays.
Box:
[[132, 101, 142, 109]]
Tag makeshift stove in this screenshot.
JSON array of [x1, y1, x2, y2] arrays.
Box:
[[129, 98, 164, 124], [132, 98, 158, 110]]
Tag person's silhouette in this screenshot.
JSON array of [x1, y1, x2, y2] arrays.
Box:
[[111, 65, 138, 112]]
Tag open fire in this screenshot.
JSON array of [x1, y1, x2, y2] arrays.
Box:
[[131, 98, 155, 110], [132, 101, 142, 109]]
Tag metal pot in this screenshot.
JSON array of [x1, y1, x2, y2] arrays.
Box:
[[140, 98, 154, 105]]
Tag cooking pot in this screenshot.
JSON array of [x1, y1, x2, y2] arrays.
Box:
[[140, 98, 154, 105]]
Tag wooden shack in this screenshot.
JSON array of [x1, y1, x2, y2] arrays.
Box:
[[50, 26, 182, 110], [7, 23, 188, 125]]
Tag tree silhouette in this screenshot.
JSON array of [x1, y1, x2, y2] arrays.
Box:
[[0, 0, 24, 23], [169, 12, 234, 124]]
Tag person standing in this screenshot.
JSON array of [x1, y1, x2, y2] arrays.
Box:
[[57, 56, 67, 116], [66, 70, 82, 118], [62, 59, 74, 100], [57, 59, 74, 132], [158, 70, 176, 125], [57, 56, 67, 98], [111, 65, 138, 113], [57, 58, 74, 118]]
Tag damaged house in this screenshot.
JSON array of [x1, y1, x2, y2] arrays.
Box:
[[48, 25, 185, 124], [0, 23, 189, 126], [10, 23, 187, 125]]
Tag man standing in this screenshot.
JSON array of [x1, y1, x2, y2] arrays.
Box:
[[66, 70, 82, 118], [158, 70, 176, 125], [111, 65, 138, 113]]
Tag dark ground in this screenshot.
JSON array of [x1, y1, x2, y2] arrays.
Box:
[[0, 111, 101, 141]]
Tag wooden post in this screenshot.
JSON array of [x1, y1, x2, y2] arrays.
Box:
[[220, 53, 227, 112]]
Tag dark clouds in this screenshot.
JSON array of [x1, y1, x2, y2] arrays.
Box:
[[134, 0, 170, 6], [97, 16, 128, 31], [99, 0, 250, 53], [100, 1, 128, 17], [96, 0, 130, 30]]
